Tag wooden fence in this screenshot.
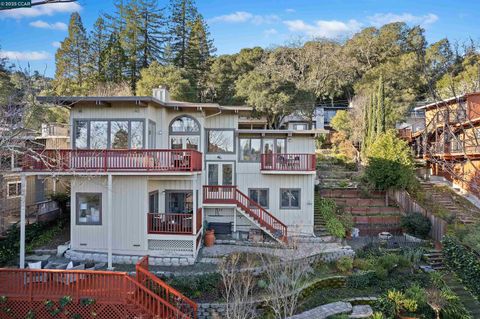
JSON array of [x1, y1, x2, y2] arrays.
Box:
[[389, 189, 447, 242]]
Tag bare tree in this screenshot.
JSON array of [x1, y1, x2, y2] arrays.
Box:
[[426, 287, 447, 319], [260, 247, 313, 318], [219, 253, 257, 319]]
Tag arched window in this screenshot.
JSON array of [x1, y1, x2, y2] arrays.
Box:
[[169, 116, 200, 134], [169, 115, 200, 150]]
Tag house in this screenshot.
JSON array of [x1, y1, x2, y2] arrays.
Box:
[[414, 92, 480, 197], [22, 87, 317, 268], [396, 109, 426, 158], [0, 126, 68, 236], [280, 103, 349, 133]]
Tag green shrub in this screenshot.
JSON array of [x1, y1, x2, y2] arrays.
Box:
[[316, 197, 351, 238], [353, 258, 374, 271], [346, 271, 376, 289], [336, 256, 353, 274], [400, 213, 431, 239]]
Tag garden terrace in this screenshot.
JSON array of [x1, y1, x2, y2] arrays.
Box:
[[22, 149, 203, 173]]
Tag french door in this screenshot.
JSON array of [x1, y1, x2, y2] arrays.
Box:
[[207, 162, 234, 186]]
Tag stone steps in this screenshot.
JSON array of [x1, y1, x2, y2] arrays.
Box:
[[443, 274, 480, 317]]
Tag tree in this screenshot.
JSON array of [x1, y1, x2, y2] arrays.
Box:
[[376, 75, 386, 134], [365, 130, 415, 205], [102, 31, 127, 84], [168, 0, 199, 67], [185, 15, 215, 101], [136, 62, 194, 101], [89, 17, 109, 84], [330, 110, 352, 138], [54, 12, 91, 95], [235, 70, 297, 128]]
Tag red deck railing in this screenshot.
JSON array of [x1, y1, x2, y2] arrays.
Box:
[[147, 208, 203, 235], [0, 256, 197, 319], [22, 149, 202, 172], [136, 256, 197, 318], [203, 185, 288, 243], [260, 153, 316, 171]]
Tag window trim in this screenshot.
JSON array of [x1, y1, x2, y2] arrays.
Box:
[[279, 188, 301, 210], [206, 129, 235, 154], [169, 115, 201, 135], [248, 188, 269, 209], [73, 118, 146, 150], [7, 181, 21, 198], [76, 192, 102, 226], [262, 137, 287, 155]]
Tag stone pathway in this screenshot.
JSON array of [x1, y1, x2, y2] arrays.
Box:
[[349, 305, 373, 318], [288, 301, 352, 319]]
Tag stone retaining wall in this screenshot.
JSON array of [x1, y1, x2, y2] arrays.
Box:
[[64, 250, 196, 266]]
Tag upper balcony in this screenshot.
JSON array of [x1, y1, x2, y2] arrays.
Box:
[[22, 149, 202, 173], [260, 153, 316, 174]]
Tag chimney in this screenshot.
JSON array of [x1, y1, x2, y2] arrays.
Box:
[[152, 86, 170, 103]]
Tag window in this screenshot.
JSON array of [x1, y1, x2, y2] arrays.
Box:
[[293, 123, 308, 130], [74, 119, 145, 149], [239, 138, 261, 161], [149, 191, 159, 214], [7, 181, 21, 198], [280, 189, 300, 209], [207, 130, 234, 153], [76, 193, 102, 225], [249, 188, 269, 208], [130, 121, 144, 149], [169, 115, 200, 150], [90, 121, 108, 149], [263, 138, 286, 155], [208, 164, 219, 185], [74, 120, 88, 149], [170, 116, 200, 133], [111, 121, 129, 149], [166, 191, 193, 214]]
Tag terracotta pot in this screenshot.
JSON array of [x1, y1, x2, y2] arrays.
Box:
[[204, 229, 215, 247]]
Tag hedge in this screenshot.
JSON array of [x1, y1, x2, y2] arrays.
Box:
[[442, 236, 480, 298]]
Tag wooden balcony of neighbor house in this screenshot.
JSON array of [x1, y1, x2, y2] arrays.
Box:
[[147, 208, 202, 235], [260, 153, 316, 173], [22, 149, 203, 173]]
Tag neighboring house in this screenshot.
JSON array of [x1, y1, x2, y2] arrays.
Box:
[[281, 103, 349, 132], [412, 92, 480, 197], [0, 127, 68, 235], [27, 88, 317, 266], [396, 109, 425, 158]]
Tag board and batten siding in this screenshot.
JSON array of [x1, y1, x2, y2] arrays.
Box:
[[71, 176, 148, 255], [235, 172, 315, 235]]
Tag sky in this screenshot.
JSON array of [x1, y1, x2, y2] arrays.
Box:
[[0, 0, 479, 77]]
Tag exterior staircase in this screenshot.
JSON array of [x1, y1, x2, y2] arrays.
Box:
[[443, 273, 480, 318], [419, 181, 480, 225], [0, 256, 197, 319], [203, 185, 288, 244], [422, 249, 445, 270]]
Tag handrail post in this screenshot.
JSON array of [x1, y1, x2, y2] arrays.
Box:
[[104, 150, 108, 172]]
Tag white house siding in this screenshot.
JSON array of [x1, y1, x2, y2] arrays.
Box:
[[235, 171, 314, 235], [70, 175, 148, 255]]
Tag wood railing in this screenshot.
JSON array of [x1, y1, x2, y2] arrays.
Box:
[[260, 153, 316, 171], [196, 208, 202, 234], [22, 149, 202, 172], [0, 256, 197, 319], [203, 185, 288, 243], [136, 256, 197, 318], [148, 213, 193, 234]]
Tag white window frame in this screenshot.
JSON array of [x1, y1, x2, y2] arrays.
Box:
[[280, 188, 301, 209], [7, 181, 21, 198]]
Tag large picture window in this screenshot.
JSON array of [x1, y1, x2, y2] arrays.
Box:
[[74, 119, 144, 149], [239, 138, 261, 161], [207, 130, 234, 153], [280, 189, 300, 209], [248, 188, 269, 208], [76, 193, 102, 225], [263, 138, 286, 155]]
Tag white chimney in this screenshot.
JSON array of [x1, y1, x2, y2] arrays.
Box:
[[152, 86, 170, 102]]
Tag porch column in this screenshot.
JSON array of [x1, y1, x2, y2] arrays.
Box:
[[19, 174, 26, 268], [192, 177, 197, 235], [107, 174, 113, 269]]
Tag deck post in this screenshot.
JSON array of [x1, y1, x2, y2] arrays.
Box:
[[107, 174, 113, 270], [192, 177, 197, 235], [19, 173, 26, 269]]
